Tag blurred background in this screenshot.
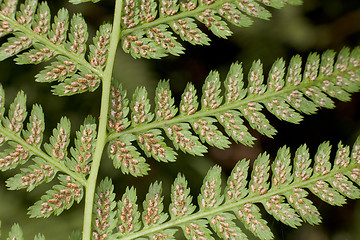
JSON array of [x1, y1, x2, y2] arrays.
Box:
[[0, 0, 360, 239]]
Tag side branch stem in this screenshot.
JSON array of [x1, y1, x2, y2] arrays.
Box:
[[82, 0, 123, 239]]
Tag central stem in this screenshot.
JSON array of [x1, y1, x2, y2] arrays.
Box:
[[82, 0, 123, 239]]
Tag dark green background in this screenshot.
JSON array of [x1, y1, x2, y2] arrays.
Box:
[[0, 0, 359, 239]]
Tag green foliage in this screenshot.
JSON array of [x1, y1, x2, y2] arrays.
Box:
[[0, 0, 107, 96], [7, 223, 24, 240], [119, 0, 303, 59], [107, 47, 360, 176], [92, 177, 116, 239], [93, 138, 360, 240], [0, 0, 358, 240]]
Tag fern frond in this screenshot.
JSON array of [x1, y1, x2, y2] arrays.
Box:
[[67, 116, 97, 176], [91, 177, 117, 240], [6, 223, 23, 240], [120, 0, 303, 59], [0, 83, 100, 218], [99, 136, 360, 240], [107, 46, 360, 176], [0, 221, 47, 240], [0, 0, 110, 96], [28, 174, 83, 218], [7, 156, 57, 191], [117, 186, 141, 234]]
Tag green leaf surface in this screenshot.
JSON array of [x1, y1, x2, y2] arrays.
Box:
[[92, 177, 117, 239]]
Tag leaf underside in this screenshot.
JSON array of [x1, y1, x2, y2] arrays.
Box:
[[0, 0, 304, 97], [0, 1, 358, 240], [0, 0, 110, 96], [95, 137, 360, 240], [120, 0, 303, 59], [107, 46, 360, 177], [0, 83, 98, 218]]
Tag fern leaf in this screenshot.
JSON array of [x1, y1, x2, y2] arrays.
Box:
[[92, 178, 116, 240], [0, 221, 47, 240], [308, 143, 348, 206], [32, 2, 51, 35], [137, 129, 178, 162], [0, 32, 32, 61], [67, 116, 97, 176], [48, 8, 69, 45], [0, 85, 86, 194], [0, 84, 92, 219], [108, 135, 150, 177], [249, 153, 270, 196], [6, 156, 57, 191], [131, 87, 153, 125], [16, 0, 37, 26], [169, 173, 196, 218], [197, 71, 231, 148], [155, 80, 177, 121], [29, 174, 83, 218], [131, 87, 177, 162], [44, 117, 71, 161], [210, 212, 248, 239], [107, 47, 360, 175], [120, 0, 302, 59], [0, 91, 31, 171], [286, 187, 321, 225], [150, 229, 177, 240], [7, 223, 23, 240], [170, 17, 210, 45], [237, 0, 272, 19], [270, 146, 322, 225], [35, 56, 77, 83], [15, 43, 54, 64], [143, 182, 179, 239], [88, 23, 111, 70], [147, 25, 185, 56], [331, 143, 360, 199], [0, 1, 18, 33], [22, 104, 45, 147], [107, 83, 150, 176], [66, 13, 88, 56], [169, 174, 214, 240], [218, 3, 252, 27], [156, 80, 207, 155], [182, 220, 214, 240], [3, 90, 27, 134], [249, 153, 302, 227], [117, 187, 141, 235], [15, 2, 52, 64], [349, 137, 360, 186], [220, 63, 255, 144], [34, 234, 46, 240], [0, 1, 105, 96], [198, 165, 223, 209], [271, 146, 292, 186], [199, 166, 248, 239], [53, 67, 101, 96], [140, 0, 157, 23], [142, 181, 168, 226], [109, 136, 360, 240]]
